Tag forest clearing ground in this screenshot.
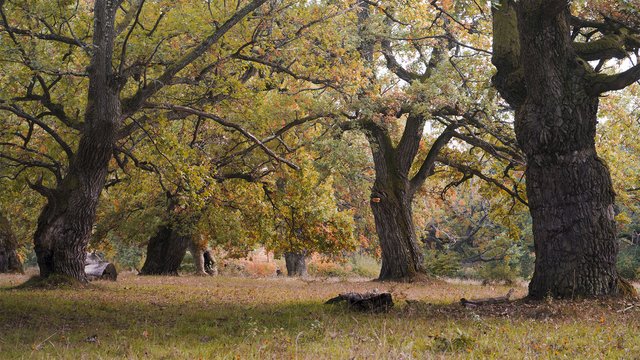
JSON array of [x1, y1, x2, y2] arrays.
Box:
[[0, 272, 639, 359]]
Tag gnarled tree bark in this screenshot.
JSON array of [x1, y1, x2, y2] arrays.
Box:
[[139, 226, 190, 275], [363, 116, 460, 280], [33, 0, 121, 282], [492, 0, 640, 298]]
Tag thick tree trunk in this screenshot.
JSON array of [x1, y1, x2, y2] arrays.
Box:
[[492, 1, 630, 298], [517, 4, 622, 299], [188, 235, 217, 275], [284, 252, 307, 276], [139, 226, 190, 275], [0, 211, 22, 273], [27, 0, 267, 282], [525, 151, 619, 298], [203, 250, 217, 275], [33, 0, 121, 282], [371, 184, 423, 280], [360, 118, 435, 281], [190, 242, 207, 276], [353, 6, 457, 282]]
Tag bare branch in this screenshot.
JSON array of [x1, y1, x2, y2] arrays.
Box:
[[451, 130, 524, 164], [409, 123, 461, 196], [121, 0, 268, 117], [437, 156, 528, 206], [217, 112, 334, 167], [232, 53, 336, 89], [118, 0, 147, 75], [0, 152, 61, 180], [0, 101, 74, 159], [380, 37, 426, 83], [150, 104, 300, 170], [0, 23, 89, 48]]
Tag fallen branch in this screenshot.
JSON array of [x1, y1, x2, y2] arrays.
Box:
[[460, 289, 514, 307], [325, 291, 393, 312], [617, 303, 638, 313]]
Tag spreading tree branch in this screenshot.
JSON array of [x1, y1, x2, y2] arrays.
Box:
[[150, 104, 300, 170], [409, 123, 461, 196], [437, 156, 528, 206], [588, 63, 640, 95], [121, 0, 268, 117]]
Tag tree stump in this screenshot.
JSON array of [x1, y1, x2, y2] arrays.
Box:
[[326, 291, 393, 312]]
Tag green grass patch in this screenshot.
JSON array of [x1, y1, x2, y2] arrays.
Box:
[[0, 273, 639, 359], [13, 274, 87, 290]]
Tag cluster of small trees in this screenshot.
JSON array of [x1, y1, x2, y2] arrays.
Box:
[[1, 0, 639, 299]]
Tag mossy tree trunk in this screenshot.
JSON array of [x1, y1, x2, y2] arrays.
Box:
[[492, 0, 640, 298]]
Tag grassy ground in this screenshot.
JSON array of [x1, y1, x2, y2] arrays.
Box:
[[0, 272, 639, 359]]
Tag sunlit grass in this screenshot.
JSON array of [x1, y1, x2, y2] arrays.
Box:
[[0, 272, 638, 359]]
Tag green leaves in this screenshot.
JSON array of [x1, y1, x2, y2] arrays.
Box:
[[264, 155, 357, 257]]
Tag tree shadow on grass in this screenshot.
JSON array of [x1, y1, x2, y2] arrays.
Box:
[[1, 282, 639, 358]]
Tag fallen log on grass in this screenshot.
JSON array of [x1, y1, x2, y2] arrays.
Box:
[[460, 288, 514, 307], [85, 253, 117, 281], [325, 291, 393, 312]]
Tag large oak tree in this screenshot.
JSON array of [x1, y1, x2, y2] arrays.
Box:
[[348, 2, 524, 280], [492, 0, 640, 298], [0, 0, 268, 281]]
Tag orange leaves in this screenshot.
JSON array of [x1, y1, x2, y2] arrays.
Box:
[[574, 0, 639, 27], [439, 0, 454, 11]]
